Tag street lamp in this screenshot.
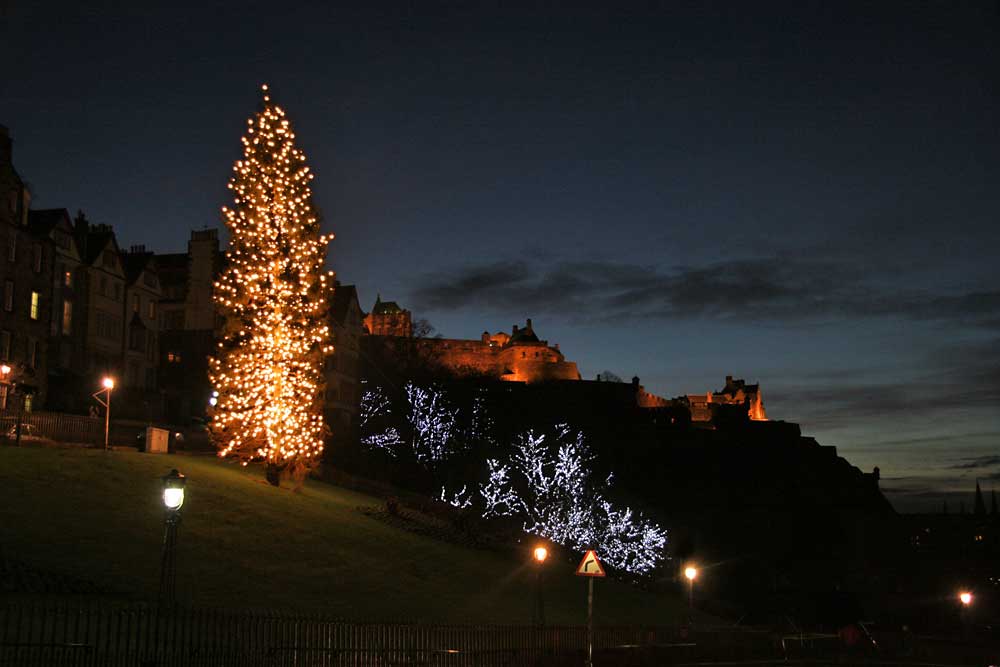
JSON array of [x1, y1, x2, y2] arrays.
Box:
[[159, 469, 186, 609], [684, 565, 698, 613], [92, 377, 114, 450], [532, 544, 548, 626], [1, 364, 25, 446], [959, 591, 973, 606]]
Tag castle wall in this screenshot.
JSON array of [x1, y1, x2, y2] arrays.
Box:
[[413, 337, 580, 382]]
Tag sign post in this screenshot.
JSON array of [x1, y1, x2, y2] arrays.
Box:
[[575, 550, 606, 667]]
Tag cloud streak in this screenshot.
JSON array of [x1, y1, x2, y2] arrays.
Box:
[[411, 255, 1000, 328]]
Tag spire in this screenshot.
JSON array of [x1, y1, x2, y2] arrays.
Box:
[[974, 480, 987, 517]]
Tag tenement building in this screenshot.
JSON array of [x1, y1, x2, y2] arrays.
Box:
[[157, 229, 223, 422], [0, 125, 51, 411]]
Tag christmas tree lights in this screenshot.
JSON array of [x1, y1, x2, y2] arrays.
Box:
[[209, 84, 333, 481]]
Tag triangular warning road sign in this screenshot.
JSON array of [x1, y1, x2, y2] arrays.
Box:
[[575, 550, 606, 577]]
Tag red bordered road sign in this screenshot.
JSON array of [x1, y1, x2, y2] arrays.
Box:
[[575, 550, 606, 577]]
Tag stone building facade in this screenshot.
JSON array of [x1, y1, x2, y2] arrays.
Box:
[[363, 295, 412, 337], [29, 209, 84, 411], [325, 284, 364, 440], [157, 229, 223, 422], [414, 318, 581, 383], [0, 126, 51, 411], [683, 375, 767, 422]]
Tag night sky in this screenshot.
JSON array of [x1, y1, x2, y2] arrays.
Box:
[[3, 1, 998, 511]]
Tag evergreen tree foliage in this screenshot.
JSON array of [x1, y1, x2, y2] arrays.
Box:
[[209, 85, 334, 481]]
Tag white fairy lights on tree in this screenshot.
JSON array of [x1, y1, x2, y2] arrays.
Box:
[[360, 381, 404, 454], [359, 385, 668, 573], [481, 426, 668, 574], [209, 84, 333, 480]]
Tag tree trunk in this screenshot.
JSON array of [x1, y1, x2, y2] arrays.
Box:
[[265, 462, 282, 487]]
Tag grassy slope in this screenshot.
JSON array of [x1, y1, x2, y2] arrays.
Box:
[[0, 446, 692, 625]]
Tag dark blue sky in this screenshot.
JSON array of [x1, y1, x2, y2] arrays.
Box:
[[3, 1, 998, 511]]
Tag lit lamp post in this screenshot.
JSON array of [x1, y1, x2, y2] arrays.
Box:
[[1, 364, 11, 443], [532, 545, 548, 626], [92, 377, 114, 450], [684, 565, 698, 615], [159, 469, 186, 609]]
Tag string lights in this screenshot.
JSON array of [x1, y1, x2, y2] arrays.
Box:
[[209, 84, 333, 478]]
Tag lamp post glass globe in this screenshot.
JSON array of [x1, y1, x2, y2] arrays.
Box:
[[162, 469, 186, 511], [533, 546, 548, 564], [0, 364, 10, 377], [102, 377, 115, 390], [685, 566, 698, 581], [959, 592, 973, 606]]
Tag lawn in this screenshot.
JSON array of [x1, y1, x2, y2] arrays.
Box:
[[0, 445, 694, 625]]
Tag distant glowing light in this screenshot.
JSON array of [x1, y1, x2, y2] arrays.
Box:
[[959, 591, 973, 606], [534, 546, 548, 563], [102, 377, 115, 390], [685, 566, 698, 581]]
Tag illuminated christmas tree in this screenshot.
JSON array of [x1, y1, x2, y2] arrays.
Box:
[[210, 84, 334, 485]]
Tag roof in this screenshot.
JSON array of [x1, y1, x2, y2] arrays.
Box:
[[372, 294, 405, 315], [155, 253, 189, 292], [122, 251, 156, 285], [509, 323, 540, 344], [27, 208, 71, 237], [330, 284, 360, 325], [82, 230, 116, 265]]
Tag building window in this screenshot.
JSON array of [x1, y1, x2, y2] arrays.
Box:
[[145, 367, 156, 390], [0, 384, 7, 411], [62, 300, 73, 335], [6, 232, 15, 262], [54, 231, 71, 250], [129, 327, 146, 352], [148, 300, 155, 319], [167, 351, 182, 364], [165, 310, 184, 330], [29, 291, 40, 320], [59, 345, 71, 369], [0, 330, 10, 360], [3, 280, 12, 312], [23, 394, 33, 413], [63, 269, 73, 288], [27, 338, 38, 368], [32, 244, 42, 273], [132, 294, 140, 313]]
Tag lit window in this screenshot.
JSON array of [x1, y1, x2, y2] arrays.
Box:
[[132, 294, 140, 312], [167, 352, 182, 364], [62, 301, 73, 335], [63, 270, 72, 288], [148, 300, 156, 319], [23, 394, 33, 413], [30, 291, 40, 320]]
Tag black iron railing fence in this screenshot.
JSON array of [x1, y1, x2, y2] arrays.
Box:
[[0, 603, 721, 666], [0, 411, 103, 445]]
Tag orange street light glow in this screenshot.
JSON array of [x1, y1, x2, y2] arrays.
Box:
[[959, 592, 973, 606], [533, 546, 548, 563], [102, 377, 115, 390], [684, 566, 698, 581]]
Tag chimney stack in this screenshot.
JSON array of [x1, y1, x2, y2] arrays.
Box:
[[0, 125, 11, 167]]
